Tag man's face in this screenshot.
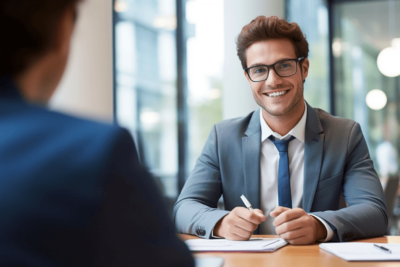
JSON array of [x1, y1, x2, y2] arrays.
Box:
[[244, 38, 309, 118]]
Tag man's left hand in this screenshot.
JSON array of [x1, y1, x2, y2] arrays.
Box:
[[270, 207, 327, 245]]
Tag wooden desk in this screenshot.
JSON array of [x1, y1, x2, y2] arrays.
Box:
[[180, 234, 400, 267]]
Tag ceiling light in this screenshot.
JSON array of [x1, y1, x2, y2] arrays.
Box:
[[377, 47, 400, 77], [366, 89, 387, 110], [114, 1, 129, 13]]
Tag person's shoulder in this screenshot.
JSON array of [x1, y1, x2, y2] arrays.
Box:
[[53, 107, 121, 130], [0, 104, 136, 190], [51, 109, 132, 150], [313, 107, 358, 133], [32, 105, 124, 134], [214, 111, 256, 134], [13, 104, 132, 158]]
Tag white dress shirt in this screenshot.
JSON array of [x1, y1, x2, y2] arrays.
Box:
[[259, 105, 333, 242]]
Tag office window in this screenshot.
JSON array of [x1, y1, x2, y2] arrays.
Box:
[[332, 0, 400, 180], [113, 0, 223, 200], [286, 0, 330, 112], [331, 0, 400, 235], [114, 0, 178, 198], [186, 0, 223, 173]]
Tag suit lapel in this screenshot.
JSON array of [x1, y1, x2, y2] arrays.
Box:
[[242, 110, 261, 215], [303, 103, 324, 212]]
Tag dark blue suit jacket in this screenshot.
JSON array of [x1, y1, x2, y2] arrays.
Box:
[[0, 76, 194, 267]]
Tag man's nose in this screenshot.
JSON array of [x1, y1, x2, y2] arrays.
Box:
[[265, 68, 283, 86]]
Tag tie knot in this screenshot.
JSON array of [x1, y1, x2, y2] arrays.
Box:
[[268, 136, 295, 152]]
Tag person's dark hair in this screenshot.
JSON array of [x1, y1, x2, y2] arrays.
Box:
[[0, 0, 80, 76], [236, 16, 309, 69]]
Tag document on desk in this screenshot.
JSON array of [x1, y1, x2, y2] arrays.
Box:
[[185, 238, 287, 252], [320, 243, 400, 261], [195, 257, 224, 267]]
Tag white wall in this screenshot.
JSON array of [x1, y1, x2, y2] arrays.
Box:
[[50, 0, 114, 123], [223, 0, 285, 119]]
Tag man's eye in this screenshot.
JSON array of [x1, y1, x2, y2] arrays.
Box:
[[277, 62, 293, 69], [252, 67, 266, 74], [279, 63, 291, 69]]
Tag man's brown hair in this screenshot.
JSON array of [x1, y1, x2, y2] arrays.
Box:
[[236, 16, 309, 69], [0, 0, 80, 77]]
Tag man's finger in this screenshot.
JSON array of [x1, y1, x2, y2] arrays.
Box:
[[270, 206, 291, 218], [285, 235, 311, 245], [231, 225, 254, 239], [237, 209, 265, 225], [279, 228, 306, 241], [234, 217, 259, 232], [273, 208, 306, 226], [226, 231, 251, 241], [252, 209, 267, 221], [275, 217, 303, 235]]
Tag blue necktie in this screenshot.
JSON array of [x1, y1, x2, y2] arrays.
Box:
[[268, 136, 296, 208]]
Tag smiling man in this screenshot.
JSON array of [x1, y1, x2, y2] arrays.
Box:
[[174, 16, 387, 244]]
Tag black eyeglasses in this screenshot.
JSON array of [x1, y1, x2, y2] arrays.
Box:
[[244, 57, 304, 82]]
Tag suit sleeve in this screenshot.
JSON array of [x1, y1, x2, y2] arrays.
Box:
[[173, 125, 229, 239], [89, 128, 194, 267], [311, 123, 388, 242]]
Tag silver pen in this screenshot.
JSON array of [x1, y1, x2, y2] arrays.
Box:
[[373, 244, 392, 254], [240, 195, 254, 211]]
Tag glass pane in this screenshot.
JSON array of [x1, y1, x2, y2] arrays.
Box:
[[114, 0, 178, 198], [286, 0, 330, 111], [185, 0, 224, 172], [332, 0, 400, 234]]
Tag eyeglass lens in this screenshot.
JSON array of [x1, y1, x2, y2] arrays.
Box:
[[249, 59, 297, 81]]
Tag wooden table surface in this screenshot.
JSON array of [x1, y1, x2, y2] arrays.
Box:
[[180, 234, 400, 267]]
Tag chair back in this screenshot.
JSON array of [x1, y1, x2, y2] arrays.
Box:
[[385, 175, 399, 217]]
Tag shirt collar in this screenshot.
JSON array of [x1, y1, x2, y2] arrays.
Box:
[[260, 103, 307, 143]]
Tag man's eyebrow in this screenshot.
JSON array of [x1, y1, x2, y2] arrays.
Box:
[[248, 58, 294, 68], [248, 62, 266, 68]]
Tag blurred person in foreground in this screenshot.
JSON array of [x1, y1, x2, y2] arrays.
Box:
[[174, 16, 387, 244], [0, 1, 194, 266]]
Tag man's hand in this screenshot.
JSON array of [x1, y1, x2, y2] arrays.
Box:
[[270, 207, 327, 245], [214, 207, 266, 241]]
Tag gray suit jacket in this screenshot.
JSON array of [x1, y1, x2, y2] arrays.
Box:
[[174, 103, 387, 242]]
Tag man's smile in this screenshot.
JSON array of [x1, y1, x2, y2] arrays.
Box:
[[264, 89, 290, 98]]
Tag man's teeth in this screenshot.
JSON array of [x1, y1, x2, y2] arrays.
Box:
[[268, 91, 287, 97]]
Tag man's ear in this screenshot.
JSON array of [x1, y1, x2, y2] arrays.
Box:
[[301, 58, 310, 81], [244, 70, 252, 84], [52, 5, 77, 54]]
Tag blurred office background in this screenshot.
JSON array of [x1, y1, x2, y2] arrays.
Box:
[[50, 0, 400, 234]]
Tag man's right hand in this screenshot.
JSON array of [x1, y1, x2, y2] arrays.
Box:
[[213, 207, 266, 240]]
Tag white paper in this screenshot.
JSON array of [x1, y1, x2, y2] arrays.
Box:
[[185, 238, 287, 252], [195, 257, 224, 267], [320, 243, 400, 261]]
